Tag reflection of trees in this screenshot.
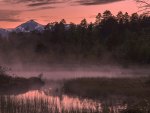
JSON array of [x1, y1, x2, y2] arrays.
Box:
[[136, 0, 150, 14]]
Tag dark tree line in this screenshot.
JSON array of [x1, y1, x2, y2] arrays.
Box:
[[0, 10, 150, 65]]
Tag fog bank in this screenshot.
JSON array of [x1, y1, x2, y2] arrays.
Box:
[[2, 63, 150, 80]]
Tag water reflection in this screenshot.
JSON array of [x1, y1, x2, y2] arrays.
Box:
[[17, 90, 102, 112], [15, 89, 127, 113], [0, 88, 128, 113]]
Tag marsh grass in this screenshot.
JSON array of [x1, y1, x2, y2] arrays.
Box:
[[0, 66, 44, 95], [63, 77, 150, 113], [1, 72, 150, 113], [0, 95, 102, 113], [0, 91, 128, 113]]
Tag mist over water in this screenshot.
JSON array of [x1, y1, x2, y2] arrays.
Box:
[[3, 63, 150, 79], [1, 63, 150, 113]]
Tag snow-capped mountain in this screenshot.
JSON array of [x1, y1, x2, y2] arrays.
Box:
[[0, 20, 45, 37], [14, 20, 45, 32], [0, 20, 71, 37]]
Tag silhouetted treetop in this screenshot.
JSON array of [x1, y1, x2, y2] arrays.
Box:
[[0, 10, 150, 65], [136, 0, 150, 14]]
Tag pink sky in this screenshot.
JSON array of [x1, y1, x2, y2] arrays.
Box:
[[0, 0, 140, 28]]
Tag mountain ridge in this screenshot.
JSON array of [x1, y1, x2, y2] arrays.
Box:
[[14, 20, 45, 32], [0, 20, 71, 37], [0, 20, 45, 37]]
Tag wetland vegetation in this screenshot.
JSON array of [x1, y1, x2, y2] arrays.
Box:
[[0, 66, 150, 113], [0, 66, 44, 95], [0, 9, 150, 113]]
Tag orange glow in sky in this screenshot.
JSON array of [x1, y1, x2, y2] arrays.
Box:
[[0, 0, 140, 28]]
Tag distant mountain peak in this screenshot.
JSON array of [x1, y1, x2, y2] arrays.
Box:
[[0, 19, 71, 37], [28, 19, 35, 22], [15, 20, 45, 32], [26, 19, 39, 24]]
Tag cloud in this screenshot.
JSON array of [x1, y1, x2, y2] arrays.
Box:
[[0, 10, 22, 22], [74, 0, 124, 5], [27, 6, 55, 11], [27, 2, 52, 7], [1, 0, 124, 8], [3, 0, 65, 7], [27, 0, 65, 7]]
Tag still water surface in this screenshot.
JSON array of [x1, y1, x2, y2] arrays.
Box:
[[14, 89, 127, 113]]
